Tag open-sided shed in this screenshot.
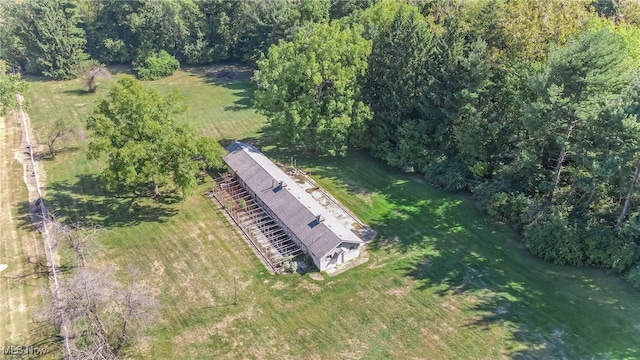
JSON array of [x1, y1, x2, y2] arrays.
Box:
[[223, 141, 363, 271]]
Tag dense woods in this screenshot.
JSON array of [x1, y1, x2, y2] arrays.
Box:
[[4, 0, 640, 289]]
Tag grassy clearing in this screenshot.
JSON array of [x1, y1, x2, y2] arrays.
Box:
[[24, 66, 265, 147], [19, 67, 640, 359], [0, 114, 46, 345], [283, 151, 640, 359]]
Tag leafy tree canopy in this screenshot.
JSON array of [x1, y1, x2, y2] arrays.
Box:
[[254, 22, 372, 156], [87, 76, 225, 197], [496, 0, 593, 62], [0, 61, 25, 116], [133, 50, 180, 80], [343, 0, 413, 40]]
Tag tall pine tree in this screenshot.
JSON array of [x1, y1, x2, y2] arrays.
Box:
[[6, 0, 88, 80], [523, 28, 633, 222], [362, 5, 433, 169]]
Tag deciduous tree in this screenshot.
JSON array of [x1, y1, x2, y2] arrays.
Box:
[[254, 22, 372, 156], [497, 0, 593, 62], [46, 118, 75, 159], [0, 61, 25, 116], [36, 220, 160, 359], [87, 76, 225, 197], [74, 59, 110, 93]]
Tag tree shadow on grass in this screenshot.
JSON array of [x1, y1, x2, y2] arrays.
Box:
[[221, 82, 254, 112], [44, 174, 178, 228], [235, 147, 640, 359], [62, 88, 92, 96], [185, 65, 256, 112], [40, 146, 82, 160], [105, 64, 136, 76], [381, 194, 640, 359], [15, 200, 36, 232], [218, 123, 317, 165]]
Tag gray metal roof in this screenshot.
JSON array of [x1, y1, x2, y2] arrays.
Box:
[[224, 142, 362, 260]]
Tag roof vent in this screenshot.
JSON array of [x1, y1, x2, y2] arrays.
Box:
[[279, 180, 287, 188], [316, 214, 324, 223]]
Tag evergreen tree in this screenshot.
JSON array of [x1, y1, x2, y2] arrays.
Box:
[[615, 72, 640, 229], [523, 28, 633, 222], [6, 0, 88, 79], [362, 5, 433, 169], [450, 39, 495, 178]]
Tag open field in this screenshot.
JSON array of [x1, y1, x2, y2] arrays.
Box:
[[0, 113, 46, 346], [18, 67, 640, 358]]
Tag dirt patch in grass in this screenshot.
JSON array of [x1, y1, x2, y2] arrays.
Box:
[[339, 337, 368, 359], [309, 273, 324, 281], [174, 307, 255, 345], [201, 64, 254, 84], [356, 191, 373, 206], [297, 280, 321, 294], [151, 260, 165, 276], [270, 280, 287, 290], [385, 287, 410, 298]]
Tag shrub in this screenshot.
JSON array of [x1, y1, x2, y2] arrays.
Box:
[[582, 225, 639, 273], [133, 50, 180, 80], [472, 180, 536, 230], [281, 257, 298, 273], [524, 210, 585, 266], [625, 264, 640, 291], [423, 156, 470, 192]]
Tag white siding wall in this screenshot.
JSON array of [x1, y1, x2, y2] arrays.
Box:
[[342, 247, 360, 262]]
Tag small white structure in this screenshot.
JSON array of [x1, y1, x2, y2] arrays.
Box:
[[224, 142, 363, 271]]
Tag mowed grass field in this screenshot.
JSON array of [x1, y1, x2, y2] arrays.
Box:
[[21, 66, 640, 359], [0, 114, 46, 346]]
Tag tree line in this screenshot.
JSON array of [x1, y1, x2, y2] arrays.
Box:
[[253, 0, 640, 290], [0, 0, 374, 80]]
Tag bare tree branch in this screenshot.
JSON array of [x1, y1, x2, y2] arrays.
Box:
[[36, 220, 160, 358]]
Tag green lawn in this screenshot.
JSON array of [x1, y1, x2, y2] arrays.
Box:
[[21, 67, 640, 359]]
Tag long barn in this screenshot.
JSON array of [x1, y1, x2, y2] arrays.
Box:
[[222, 141, 363, 271]]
